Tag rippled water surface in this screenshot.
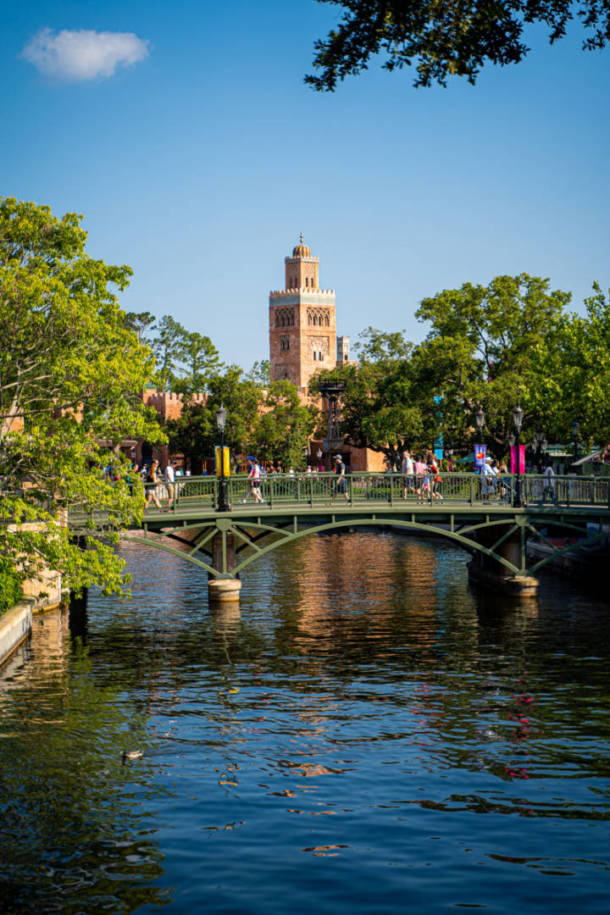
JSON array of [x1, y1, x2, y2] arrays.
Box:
[[1, 532, 610, 913]]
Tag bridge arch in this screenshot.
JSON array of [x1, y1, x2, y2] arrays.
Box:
[[125, 516, 538, 579]]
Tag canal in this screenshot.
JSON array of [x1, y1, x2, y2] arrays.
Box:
[[1, 532, 609, 913]]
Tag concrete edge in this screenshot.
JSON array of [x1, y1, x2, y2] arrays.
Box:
[[0, 599, 35, 668]]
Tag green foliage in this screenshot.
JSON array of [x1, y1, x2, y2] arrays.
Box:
[[416, 274, 571, 452], [166, 371, 316, 471], [176, 331, 221, 394], [0, 557, 21, 612], [311, 328, 424, 465], [153, 314, 187, 390], [311, 278, 608, 461], [529, 283, 610, 446], [151, 314, 221, 394], [306, 0, 610, 90], [254, 381, 318, 469], [165, 402, 214, 475], [0, 197, 163, 596], [124, 310, 156, 344], [246, 359, 271, 387]]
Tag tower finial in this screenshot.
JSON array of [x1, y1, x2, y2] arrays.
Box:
[[299, 232, 304, 245]]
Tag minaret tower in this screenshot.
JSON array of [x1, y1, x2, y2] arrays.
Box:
[[269, 236, 337, 389]]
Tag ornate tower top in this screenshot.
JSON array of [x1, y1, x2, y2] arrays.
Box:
[[283, 235, 319, 289], [292, 234, 312, 259]]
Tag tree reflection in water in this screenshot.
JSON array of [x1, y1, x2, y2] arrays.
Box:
[[1, 533, 609, 914]]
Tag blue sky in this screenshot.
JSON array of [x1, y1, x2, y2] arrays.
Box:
[[2, 0, 609, 370]]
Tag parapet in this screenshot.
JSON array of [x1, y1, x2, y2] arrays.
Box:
[[269, 288, 335, 297], [143, 389, 208, 420]]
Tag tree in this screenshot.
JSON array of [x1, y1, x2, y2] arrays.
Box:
[[174, 331, 221, 395], [152, 315, 186, 390], [529, 283, 610, 447], [0, 197, 162, 597], [165, 402, 214, 475], [415, 274, 571, 451], [310, 327, 425, 465], [253, 381, 318, 469], [246, 359, 271, 388], [124, 310, 156, 345], [306, 0, 610, 90], [150, 317, 222, 394], [165, 366, 262, 468]]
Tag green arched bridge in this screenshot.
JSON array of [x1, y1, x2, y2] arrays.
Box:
[[83, 471, 610, 591]]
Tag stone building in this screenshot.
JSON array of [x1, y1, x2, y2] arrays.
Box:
[[269, 237, 384, 472], [269, 236, 348, 390]]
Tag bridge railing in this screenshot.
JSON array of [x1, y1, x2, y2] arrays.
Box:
[[141, 471, 610, 513]]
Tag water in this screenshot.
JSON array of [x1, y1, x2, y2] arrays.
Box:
[[1, 532, 609, 913]]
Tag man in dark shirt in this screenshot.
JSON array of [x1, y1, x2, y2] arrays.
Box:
[[334, 454, 349, 502]]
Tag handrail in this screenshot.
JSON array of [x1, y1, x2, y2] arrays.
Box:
[[131, 471, 610, 514]]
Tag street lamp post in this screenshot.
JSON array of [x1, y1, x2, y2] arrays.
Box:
[[512, 404, 524, 507], [216, 404, 229, 512], [532, 430, 547, 473], [475, 406, 485, 437], [570, 420, 580, 468]]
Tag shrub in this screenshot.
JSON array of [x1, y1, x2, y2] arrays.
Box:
[[0, 559, 22, 613]]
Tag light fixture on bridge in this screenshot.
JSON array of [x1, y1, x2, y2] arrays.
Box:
[[532, 429, 547, 472], [512, 405, 524, 506], [475, 406, 485, 433], [512, 405, 524, 433], [216, 404, 227, 434], [570, 420, 580, 465], [215, 404, 229, 512]]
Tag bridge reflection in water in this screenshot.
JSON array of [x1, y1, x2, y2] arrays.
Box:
[[72, 472, 610, 598]]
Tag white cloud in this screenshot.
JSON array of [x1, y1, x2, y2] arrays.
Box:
[[21, 28, 150, 81]]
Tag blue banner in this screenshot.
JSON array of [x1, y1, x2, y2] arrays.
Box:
[[474, 444, 487, 472], [434, 395, 443, 460]]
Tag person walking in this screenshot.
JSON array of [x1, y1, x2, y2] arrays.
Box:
[[481, 457, 497, 500], [144, 459, 163, 510], [401, 450, 414, 499], [243, 456, 264, 504], [543, 460, 556, 503], [430, 456, 443, 500], [333, 454, 349, 502], [165, 460, 176, 508], [414, 455, 427, 502]]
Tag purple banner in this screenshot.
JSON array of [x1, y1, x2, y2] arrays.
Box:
[[510, 445, 525, 474]]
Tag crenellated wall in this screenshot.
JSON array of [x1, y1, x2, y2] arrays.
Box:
[[143, 390, 207, 422]]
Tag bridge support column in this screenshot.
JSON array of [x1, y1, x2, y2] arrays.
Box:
[[468, 523, 538, 596], [208, 530, 242, 604]]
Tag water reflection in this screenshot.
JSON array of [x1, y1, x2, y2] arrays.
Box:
[[0, 606, 168, 913], [1, 532, 609, 914]]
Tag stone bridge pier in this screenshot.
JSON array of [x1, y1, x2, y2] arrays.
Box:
[[468, 519, 539, 596], [208, 521, 242, 604]]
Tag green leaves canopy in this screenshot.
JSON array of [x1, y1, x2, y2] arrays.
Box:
[[307, 0, 610, 90], [166, 370, 317, 472], [311, 276, 610, 461], [415, 274, 571, 450], [0, 198, 162, 596]]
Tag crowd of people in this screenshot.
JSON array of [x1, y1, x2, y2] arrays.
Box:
[[125, 439, 610, 512]]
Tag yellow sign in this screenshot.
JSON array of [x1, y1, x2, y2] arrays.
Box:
[[215, 446, 231, 477]]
